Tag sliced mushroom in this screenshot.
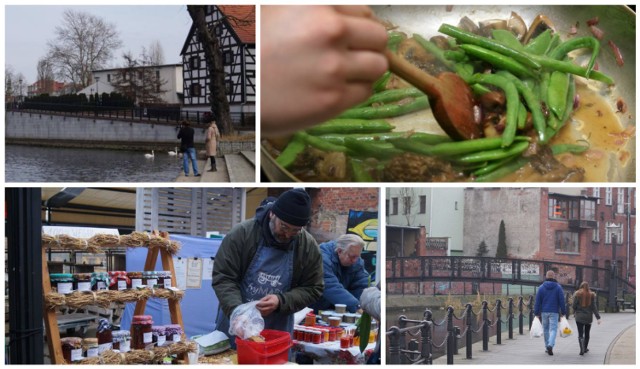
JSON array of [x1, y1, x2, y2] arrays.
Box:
[[458, 16, 479, 34], [430, 35, 450, 50], [507, 11, 527, 40], [523, 15, 556, 44], [478, 19, 508, 37]]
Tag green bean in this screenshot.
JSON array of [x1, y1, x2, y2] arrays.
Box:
[[407, 132, 453, 145], [455, 140, 530, 163], [387, 31, 407, 52], [547, 70, 570, 120], [562, 75, 576, 123], [338, 96, 429, 119], [350, 159, 374, 182], [496, 71, 547, 142], [444, 50, 468, 62], [473, 155, 520, 176], [546, 34, 561, 55], [459, 44, 535, 78], [468, 73, 520, 147], [306, 119, 395, 135], [516, 102, 527, 130], [373, 71, 391, 93], [275, 136, 306, 169], [343, 137, 403, 160], [548, 36, 600, 77], [296, 131, 347, 153], [491, 29, 524, 51], [316, 131, 451, 146], [355, 88, 425, 108], [532, 55, 614, 85], [389, 136, 529, 157], [471, 83, 492, 95], [524, 29, 552, 55], [474, 157, 529, 182], [438, 24, 541, 69]]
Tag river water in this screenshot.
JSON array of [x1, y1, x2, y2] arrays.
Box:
[[5, 145, 183, 182]]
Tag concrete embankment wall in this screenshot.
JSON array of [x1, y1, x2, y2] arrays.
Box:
[[5, 111, 255, 154]]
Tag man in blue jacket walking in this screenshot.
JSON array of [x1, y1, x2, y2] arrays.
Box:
[[534, 270, 567, 356], [310, 234, 370, 313]]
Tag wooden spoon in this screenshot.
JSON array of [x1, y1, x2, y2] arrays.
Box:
[[384, 49, 481, 140]]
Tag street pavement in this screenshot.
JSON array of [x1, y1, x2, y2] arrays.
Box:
[[430, 311, 636, 365], [174, 151, 255, 183]]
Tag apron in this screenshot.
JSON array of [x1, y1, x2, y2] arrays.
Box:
[[216, 239, 295, 341]]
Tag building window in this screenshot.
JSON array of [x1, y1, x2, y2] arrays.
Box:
[[617, 189, 625, 214], [555, 231, 579, 253], [385, 200, 389, 217], [549, 198, 574, 220], [605, 223, 623, 244], [225, 80, 233, 94], [156, 70, 160, 79], [391, 198, 398, 215], [592, 221, 600, 242], [403, 196, 411, 215], [581, 199, 596, 220], [593, 187, 600, 204], [189, 56, 200, 69], [246, 70, 255, 78], [107, 74, 111, 82], [419, 195, 426, 214], [224, 50, 233, 64], [215, 24, 223, 37], [190, 83, 202, 97], [605, 188, 612, 205]]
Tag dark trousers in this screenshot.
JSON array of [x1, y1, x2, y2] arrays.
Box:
[[576, 322, 592, 348], [210, 156, 217, 167]]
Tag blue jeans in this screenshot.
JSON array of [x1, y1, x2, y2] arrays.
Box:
[[541, 312, 559, 348], [183, 147, 198, 175]]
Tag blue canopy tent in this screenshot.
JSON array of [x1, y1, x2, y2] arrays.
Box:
[[120, 234, 222, 338]]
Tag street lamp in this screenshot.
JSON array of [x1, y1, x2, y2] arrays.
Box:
[[18, 78, 23, 106], [95, 76, 100, 116], [606, 223, 620, 312]]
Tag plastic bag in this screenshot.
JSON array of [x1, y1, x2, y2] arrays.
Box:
[[229, 301, 265, 340], [559, 316, 572, 338], [530, 316, 543, 338]]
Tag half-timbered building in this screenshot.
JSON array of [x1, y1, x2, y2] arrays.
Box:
[[180, 5, 255, 121]]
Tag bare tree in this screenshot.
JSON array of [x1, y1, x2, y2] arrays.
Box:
[[144, 40, 165, 65], [186, 5, 233, 133], [111, 51, 168, 105], [5, 67, 26, 103], [398, 188, 419, 226], [46, 10, 122, 91], [36, 57, 56, 95]]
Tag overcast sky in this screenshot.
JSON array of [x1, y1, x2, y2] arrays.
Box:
[[5, 5, 193, 84]]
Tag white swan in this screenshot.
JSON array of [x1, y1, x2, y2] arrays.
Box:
[[168, 147, 177, 156], [144, 150, 155, 158]]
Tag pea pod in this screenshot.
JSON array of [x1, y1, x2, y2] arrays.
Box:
[[524, 29, 552, 55], [531, 55, 614, 85], [459, 44, 535, 78], [468, 73, 520, 147], [491, 29, 524, 51], [338, 96, 430, 120], [444, 50, 468, 62], [548, 36, 600, 77], [306, 119, 394, 135], [387, 31, 407, 52], [438, 23, 541, 69], [373, 71, 391, 93], [547, 70, 570, 120], [275, 136, 306, 169]]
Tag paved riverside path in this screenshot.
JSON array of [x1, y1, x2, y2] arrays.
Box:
[[432, 311, 635, 365]]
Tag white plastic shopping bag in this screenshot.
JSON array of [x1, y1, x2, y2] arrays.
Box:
[[530, 316, 543, 338], [559, 316, 573, 338]]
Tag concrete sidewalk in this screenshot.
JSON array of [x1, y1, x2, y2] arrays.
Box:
[[174, 158, 230, 182], [173, 151, 255, 183], [432, 312, 636, 365]]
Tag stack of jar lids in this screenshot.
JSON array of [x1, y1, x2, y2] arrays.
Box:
[[132, 315, 154, 324]]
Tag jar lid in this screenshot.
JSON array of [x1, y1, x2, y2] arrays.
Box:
[[91, 272, 109, 277], [50, 273, 73, 278], [61, 337, 83, 344], [83, 338, 98, 344], [113, 330, 130, 338], [152, 326, 166, 333], [132, 315, 153, 321]]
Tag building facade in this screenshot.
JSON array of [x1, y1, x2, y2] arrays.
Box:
[[180, 5, 255, 116]]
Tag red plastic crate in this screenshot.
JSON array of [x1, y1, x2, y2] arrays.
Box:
[[236, 329, 292, 364]]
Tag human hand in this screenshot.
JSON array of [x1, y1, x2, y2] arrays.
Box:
[[597, 319, 602, 325], [261, 5, 388, 137], [256, 294, 280, 316]]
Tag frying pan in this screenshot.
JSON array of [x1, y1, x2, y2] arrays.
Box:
[[261, 5, 635, 182]]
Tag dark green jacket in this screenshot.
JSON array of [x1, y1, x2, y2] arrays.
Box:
[[212, 204, 324, 318], [572, 291, 601, 324]]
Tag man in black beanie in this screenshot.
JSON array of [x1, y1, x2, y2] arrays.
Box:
[[212, 188, 324, 345]]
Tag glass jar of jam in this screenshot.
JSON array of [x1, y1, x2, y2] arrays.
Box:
[[83, 338, 99, 358], [312, 331, 322, 344], [131, 315, 154, 350], [164, 324, 183, 344], [50, 273, 74, 294], [61, 337, 83, 363], [96, 318, 113, 353], [112, 330, 131, 352], [143, 271, 158, 289], [127, 271, 143, 289], [160, 271, 173, 288], [74, 273, 92, 292], [91, 272, 109, 291], [108, 271, 129, 291], [304, 312, 316, 326], [152, 326, 167, 347]]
